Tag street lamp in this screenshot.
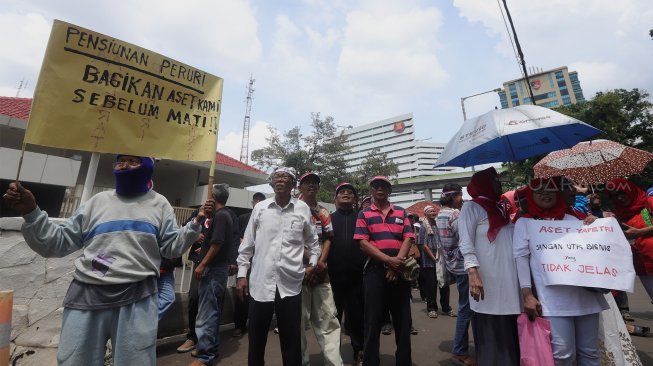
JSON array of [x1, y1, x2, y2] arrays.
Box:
[[461, 88, 502, 121]]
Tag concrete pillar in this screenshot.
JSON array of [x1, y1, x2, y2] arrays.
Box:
[[424, 188, 432, 202]]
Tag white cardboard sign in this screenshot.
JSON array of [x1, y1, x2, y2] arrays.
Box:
[[527, 217, 636, 292]]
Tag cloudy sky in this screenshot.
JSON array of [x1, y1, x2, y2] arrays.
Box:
[[1, 0, 652, 163]]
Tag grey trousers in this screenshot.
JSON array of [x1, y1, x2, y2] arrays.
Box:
[[56, 294, 158, 366]]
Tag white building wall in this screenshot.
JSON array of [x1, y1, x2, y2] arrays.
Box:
[[342, 114, 463, 206]]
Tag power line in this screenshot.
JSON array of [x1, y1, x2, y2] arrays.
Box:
[[496, 0, 524, 80], [500, 0, 537, 105]]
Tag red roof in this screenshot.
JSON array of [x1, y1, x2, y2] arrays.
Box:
[[215, 151, 265, 174], [0, 96, 31, 120], [0, 96, 266, 175], [405, 200, 441, 218]]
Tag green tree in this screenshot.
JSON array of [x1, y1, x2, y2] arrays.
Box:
[[250, 113, 351, 200], [504, 88, 653, 188], [347, 148, 400, 198]]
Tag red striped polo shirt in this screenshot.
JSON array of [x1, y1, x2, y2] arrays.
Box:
[[354, 203, 414, 250]]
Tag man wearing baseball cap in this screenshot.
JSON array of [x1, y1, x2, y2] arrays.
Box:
[[297, 172, 343, 366], [237, 167, 320, 366], [329, 182, 365, 364], [354, 175, 415, 365]]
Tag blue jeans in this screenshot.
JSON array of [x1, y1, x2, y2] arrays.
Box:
[[195, 265, 229, 365], [453, 274, 473, 356], [157, 271, 176, 320]]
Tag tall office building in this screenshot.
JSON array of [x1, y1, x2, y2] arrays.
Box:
[[341, 113, 456, 205], [498, 66, 585, 109]]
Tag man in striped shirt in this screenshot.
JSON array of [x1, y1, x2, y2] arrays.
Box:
[[354, 176, 414, 365]]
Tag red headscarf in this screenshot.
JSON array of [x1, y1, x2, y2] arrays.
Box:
[[521, 178, 568, 220], [500, 190, 518, 222], [467, 167, 509, 242], [606, 178, 648, 221]]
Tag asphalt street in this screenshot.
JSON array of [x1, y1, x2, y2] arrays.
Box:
[[157, 281, 653, 365]]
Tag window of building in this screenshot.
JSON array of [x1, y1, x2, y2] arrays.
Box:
[[562, 95, 571, 105]]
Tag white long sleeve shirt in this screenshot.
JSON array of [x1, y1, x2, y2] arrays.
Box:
[[237, 197, 320, 301], [458, 201, 522, 315]]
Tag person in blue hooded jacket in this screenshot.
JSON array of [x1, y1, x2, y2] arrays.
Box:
[[3, 155, 204, 366]]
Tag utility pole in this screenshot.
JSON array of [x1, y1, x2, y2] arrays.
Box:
[[239, 75, 255, 164]]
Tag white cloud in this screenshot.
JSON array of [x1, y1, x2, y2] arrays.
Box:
[[0, 12, 50, 96], [0, 0, 263, 98], [217, 120, 271, 162], [452, 0, 653, 98], [261, 0, 449, 125]]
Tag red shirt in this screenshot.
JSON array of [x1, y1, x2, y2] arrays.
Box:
[[354, 203, 414, 251]]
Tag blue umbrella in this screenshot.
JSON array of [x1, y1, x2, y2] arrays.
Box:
[[434, 105, 602, 168]]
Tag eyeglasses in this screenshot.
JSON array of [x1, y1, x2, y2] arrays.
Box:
[[337, 189, 354, 196], [112, 160, 141, 169]]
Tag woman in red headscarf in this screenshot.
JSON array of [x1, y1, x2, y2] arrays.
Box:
[[513, 178, 609, 365], [458, 167, 521, 365], [606, 178, 653, 302]]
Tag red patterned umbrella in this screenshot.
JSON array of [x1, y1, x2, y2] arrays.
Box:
[[534, 140, 653, 184]]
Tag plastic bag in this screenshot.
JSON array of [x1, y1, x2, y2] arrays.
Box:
[[517, 313, 555, 366]]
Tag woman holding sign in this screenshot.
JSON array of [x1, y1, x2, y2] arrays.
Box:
[[606, 178, 653, 303], [513, 178, 609, 366]]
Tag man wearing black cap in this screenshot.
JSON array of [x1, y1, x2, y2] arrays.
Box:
[[298, 172, 342, 366], [329, 182, 365, 365], [354, 176, 415, 365]]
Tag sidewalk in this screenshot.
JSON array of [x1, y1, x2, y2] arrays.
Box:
[[157, 282, 653, 365]]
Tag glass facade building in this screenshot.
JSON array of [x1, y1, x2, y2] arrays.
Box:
[[498, 66, 585, 109]]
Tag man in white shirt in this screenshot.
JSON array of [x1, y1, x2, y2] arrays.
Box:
[[236, 167, 320, 366]]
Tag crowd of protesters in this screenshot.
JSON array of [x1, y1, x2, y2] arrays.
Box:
[[4, 157, 653, 366]]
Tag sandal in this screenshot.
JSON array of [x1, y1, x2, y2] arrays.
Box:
[[452, 354, 477, 366], [629, 325, 651, 337]]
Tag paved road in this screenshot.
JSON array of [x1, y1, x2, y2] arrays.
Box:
[[157, 282, 653, 365]]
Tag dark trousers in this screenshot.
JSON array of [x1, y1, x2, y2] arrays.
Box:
[[363, 265, 412, 366], [331, 271, 365, 354], [234, 293, 250, 331], [471, 312, 519, 366], [234, 269, 251, 331], [248, 288, 302, 366], [420, 267, 452, 312], [186, 267, 199, 343], [614, 290, 630, 311]]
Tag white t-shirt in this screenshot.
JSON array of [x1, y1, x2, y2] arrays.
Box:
[[459, 201, 522, 315], [513, 215, 609, 317]]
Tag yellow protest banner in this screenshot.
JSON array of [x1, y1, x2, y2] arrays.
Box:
[[25, 20, 223, 162]]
